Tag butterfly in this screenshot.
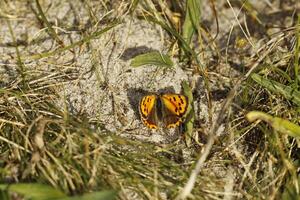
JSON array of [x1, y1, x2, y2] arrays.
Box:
[[139, 94, 188, 129]]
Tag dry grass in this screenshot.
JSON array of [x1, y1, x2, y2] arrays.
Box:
[[0, 0, 299, 200]]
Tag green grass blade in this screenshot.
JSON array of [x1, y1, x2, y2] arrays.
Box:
[[0, 187, 9, 200], [130, 51, 174, 68], [182, 80, 195, 147], [145, 16, 194, 57], [57, 190, 117, 200], [282, 175, 300, 200], [0, 183, 116, 200], [6, 19, 25, 77], [129, 0, 140, 14], [182, 0, 201, 45], [1, 183, 66, 200], [35, 0, 64, 46], [247, 111, 300, 138], [251, 73, 300, 106]]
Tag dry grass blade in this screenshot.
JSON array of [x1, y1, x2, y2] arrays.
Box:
[[176, 27, 276, 199], [24, 22, 120, 60], [34, 0, 64, 46], [1, 1, 299, 199], [294, 15, 300, 85]]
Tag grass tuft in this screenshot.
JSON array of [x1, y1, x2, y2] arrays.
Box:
[[0, 0, 299, 199]]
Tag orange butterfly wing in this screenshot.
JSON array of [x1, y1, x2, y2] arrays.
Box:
[[139, 95, 158, 129], [161, 94, 188, 128]]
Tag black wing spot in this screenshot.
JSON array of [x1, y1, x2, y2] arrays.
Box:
[[173, 97, 176, 101], [147, 97, 150, 102], [179, 106, 182, 111], [178, 102, 181, 106], [180, 97, 184, 104], [175, 108, 178, 113]]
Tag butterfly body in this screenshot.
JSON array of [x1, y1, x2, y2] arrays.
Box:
[[139, 94, 188, 129]]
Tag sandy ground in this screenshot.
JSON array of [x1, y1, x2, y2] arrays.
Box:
[[0, 0, 286, 144]]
